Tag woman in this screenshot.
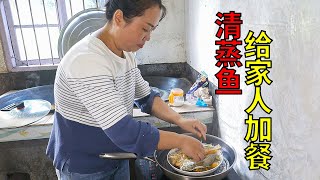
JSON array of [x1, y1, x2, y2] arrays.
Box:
[[47, 0, 207, 179]]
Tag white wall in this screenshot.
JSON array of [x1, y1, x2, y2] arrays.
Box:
[[186, 0, 320, 179], [136, 0, 186, 65], [0, 39, 7, 73], [0, 0, 186, 73]]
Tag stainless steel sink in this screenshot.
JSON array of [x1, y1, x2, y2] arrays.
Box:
[[0, 85, 54, 110], [0, 76, 192, 109], [143, 76, 192, 94]]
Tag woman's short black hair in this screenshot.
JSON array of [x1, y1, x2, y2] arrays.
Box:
[[105, 0, 167, 22]]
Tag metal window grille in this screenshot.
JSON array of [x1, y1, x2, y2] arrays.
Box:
[[0, 0, 106, 71]]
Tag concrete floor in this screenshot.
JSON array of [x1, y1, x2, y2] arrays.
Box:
[[0, 139, 56, 180]]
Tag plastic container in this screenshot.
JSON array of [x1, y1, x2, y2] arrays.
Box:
[[168, 88, 184, 107], [186, 93, 198, 105]]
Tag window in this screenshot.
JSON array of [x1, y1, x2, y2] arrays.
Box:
[[0, 0, 106, 71]]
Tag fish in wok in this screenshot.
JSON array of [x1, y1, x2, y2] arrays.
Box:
[[168, 143, 223, 172]]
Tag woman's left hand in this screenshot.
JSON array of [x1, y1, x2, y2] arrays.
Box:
[[176, 118, 207, 140]]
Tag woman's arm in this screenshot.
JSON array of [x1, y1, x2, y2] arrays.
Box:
[[151, 96, 182, 124], [151, 97, 207, 140], [157, 130, 205, 162]]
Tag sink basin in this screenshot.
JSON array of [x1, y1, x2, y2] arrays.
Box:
[[0, 85, 54, 110], [143, 76, 192, 94], [0, 76, 192, 109]]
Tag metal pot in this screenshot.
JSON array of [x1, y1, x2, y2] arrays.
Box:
[[100, 133, 237, 180]]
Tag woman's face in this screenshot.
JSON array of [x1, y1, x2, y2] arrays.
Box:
[[117, 6, 162, 52]]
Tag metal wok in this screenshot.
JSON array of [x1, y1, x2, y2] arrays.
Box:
[[100, 133, 237, 180]]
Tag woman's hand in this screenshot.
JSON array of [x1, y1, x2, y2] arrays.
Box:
[[179, 134, 205, 162], [176, 117, 207, 140]]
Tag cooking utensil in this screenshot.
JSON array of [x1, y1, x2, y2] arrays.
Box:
[[0, 85, 54, 108], [0, 99, 51, 129], [100, 133, 237, 180], [166, 148, 223, 176], [58, 8, 106, 58]]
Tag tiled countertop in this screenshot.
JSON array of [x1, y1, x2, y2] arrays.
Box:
[[0, 98, 214, 142]]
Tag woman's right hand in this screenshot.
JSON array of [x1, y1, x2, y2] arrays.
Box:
[[179, 135, 205, 162]]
